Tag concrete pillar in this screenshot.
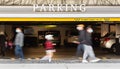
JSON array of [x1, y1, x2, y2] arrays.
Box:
[[5, 25, 13, 40], [60, 28, 65, 46], [101, 24, 109, 37], [0, 25, 5, 32], [116, 24, 120, 38]]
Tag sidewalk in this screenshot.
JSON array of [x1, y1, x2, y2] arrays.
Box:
[[0, 59, 120, 63], [0, 63, 119, 69], [0, 58, 120, 69], [0, 59, 120, 69]]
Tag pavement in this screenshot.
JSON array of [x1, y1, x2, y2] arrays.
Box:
[[5, 46, 120, 59], [1, 58, 120, 64], [0, 46, 120, 69], [0, 59, 120, 69], [0, 63, 120, 69], [1, 46, 120, 63]]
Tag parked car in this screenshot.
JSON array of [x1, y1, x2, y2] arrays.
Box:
[[100, 32, 120, 54]]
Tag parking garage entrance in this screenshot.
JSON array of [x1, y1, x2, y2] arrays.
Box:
[[0, 17, 120, 59]]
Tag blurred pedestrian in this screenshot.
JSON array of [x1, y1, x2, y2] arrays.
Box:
[[82, 27, 101, 63], [73, 24, 85, 58], [14, 27, 24, 59], [40, 34, 56, 62], [0, 32, 6, 57]]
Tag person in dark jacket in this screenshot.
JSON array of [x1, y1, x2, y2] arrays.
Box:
[[0, 32, 6, 57], [82, 27, 101, 63], [74, 24, 85, 59]]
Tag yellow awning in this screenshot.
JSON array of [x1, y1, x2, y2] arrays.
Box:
[[0, 18, 120, 21]]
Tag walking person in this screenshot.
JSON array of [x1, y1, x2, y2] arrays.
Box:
[[0, 32, 6, 57], [40, 34, 56, 62], [14, 27, 24, 59], [73, 24, 85, 58], [82, 27, 101, 63]]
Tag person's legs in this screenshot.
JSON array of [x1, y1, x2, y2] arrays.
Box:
[[40, 55, 49, 60], [1, 47, 5, 56], [19, 47, 24, 59], [40, 50, 50, 60], [1, 50, 5, 57], [82, 45, 89, 62], [15, 45, 19, 58], [87, 46, 96, 59], [0, 47, 2, 55], [87, 45, 101, 62], [47, 51, 53, 62], [48, 52, 53, 58], [40, 50, 54, 62], [76, 44, 84, 57]]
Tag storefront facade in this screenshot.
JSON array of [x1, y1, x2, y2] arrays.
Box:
[[0, 0, 119, 45], [0, 0, 120, 59]]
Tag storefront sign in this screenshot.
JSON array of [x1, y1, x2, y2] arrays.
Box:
[[33, 4, 86, 12]]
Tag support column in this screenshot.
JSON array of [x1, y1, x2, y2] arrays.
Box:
[[5, 25, 13, 40], [60, 28, 65, 46], [0, 25, 5, 32], [116, 24, 120, 38], [101, 23, 109, 37]]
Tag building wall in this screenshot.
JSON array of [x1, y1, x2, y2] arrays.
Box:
[[0, 0, 120, 6]]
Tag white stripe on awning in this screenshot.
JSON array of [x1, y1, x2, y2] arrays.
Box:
[[0, 14, 119, 18]]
